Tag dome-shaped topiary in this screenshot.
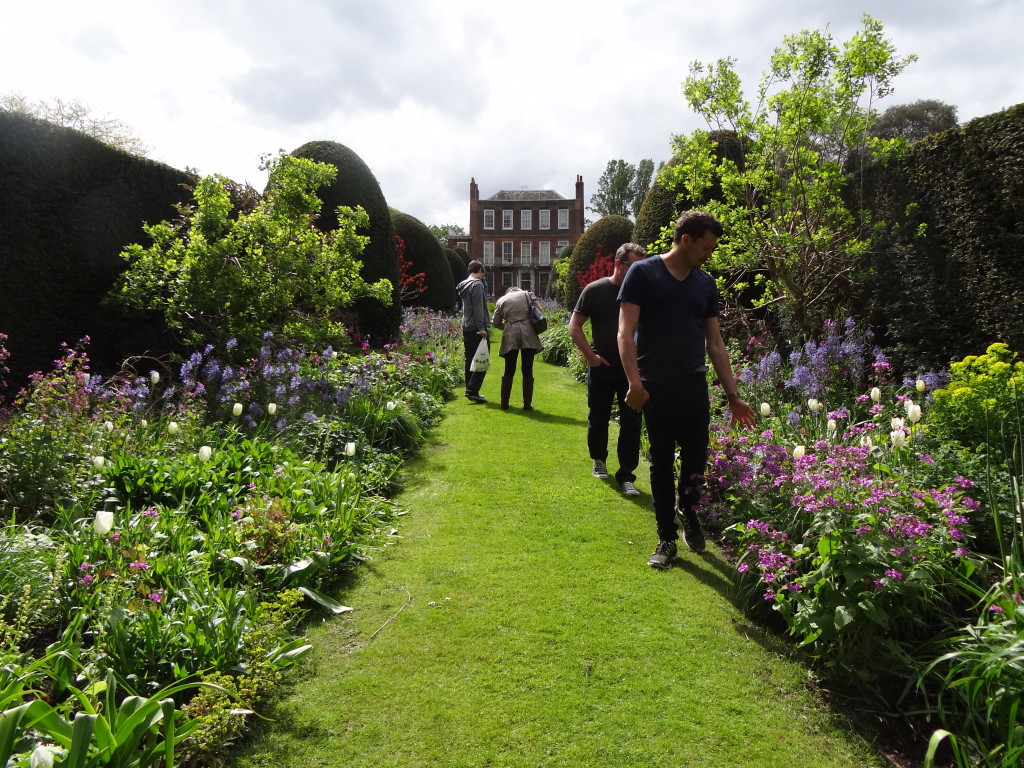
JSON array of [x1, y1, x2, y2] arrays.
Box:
[[444, 248, 465, 291], [453, 246, 470, 267], [289, 140, 401, 345], [561, 215, 634, 310], [392, 211, 457, 311]]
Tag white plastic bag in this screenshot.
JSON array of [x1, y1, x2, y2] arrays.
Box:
[[470, 337, 490, 372]]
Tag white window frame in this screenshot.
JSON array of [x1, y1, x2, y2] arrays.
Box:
[[483, 210, 494, 230], [519, 270, 533, 291], [538, 271, 550, 296], [482, 241, 495, 266], [456, 241, 468, 250], [502, 210, 513, 230], [520, 209, 532, 230], [520, 242, 531, 266], [501, 272, 513, 288], [539, 241, 551, 266], [557, 209, 569, 229], [539, 209, 550, 230], [501, 241, 513, 265]]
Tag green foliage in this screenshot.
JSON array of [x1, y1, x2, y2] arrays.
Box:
[[669, 15, 914, 337], [290, 141, 403, 346], [931, 343, 1024, 461], [113, 153, 392, 354], [537, 315, 587, 381], [391, 211, 456, 311], [559, 215, 633, 310], [0, 110, 191, 386], [871, 99, 959, 143], [444, 248, 465, 293]]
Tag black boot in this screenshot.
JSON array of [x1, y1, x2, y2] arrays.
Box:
[[500, 377, 513, 410], [522, 378, 535, 411]]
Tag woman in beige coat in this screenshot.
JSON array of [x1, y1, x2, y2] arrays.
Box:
[[491, 286, 544, 410]]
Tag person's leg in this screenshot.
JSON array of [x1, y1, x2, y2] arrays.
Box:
[[500, 350, 518, 410], [587, 367, 614, 463], [465, 332, 489, 401], [613, 369, 642, 486], [462, 328, 477, 395], [502, 349, 520, 380], [521, 349, 536, 410], [643, 380, 681, 542], [675, 376, 711, 551]]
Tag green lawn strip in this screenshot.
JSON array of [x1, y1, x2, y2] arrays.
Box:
[[232, 360, 886, 768]]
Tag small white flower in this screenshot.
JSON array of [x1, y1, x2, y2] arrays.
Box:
[[792, 445, 806, 460], [870, 387, 882, 403], [345, 442, 356, 457], [890, 429, 907, 449], [93, 510, 114, 535], [168, 421, 179, 435], [916, 379, 926, 393], [104, 420, 114, 433], [331, 351, 339, 359], [150, 371, 160, 386], [92, 456, 105, 470], [385, 401, 396, 411], [827, 419, 837, 433], [347, 472, 357, 484], [860, 435, 873, 449], [904, 398, 915, 415], [267, 403, 277, 416], [891, 417, 905, 430], [232, 402, 243, 417], [807, 398, 819, 412], [198, 445, 212, 462], [907, 404, 923, 423], [759, 402, 771, 417], [140, 419, 148, 428], [30, 745, 55, 768]]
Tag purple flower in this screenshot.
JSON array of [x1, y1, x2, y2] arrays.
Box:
[[884, 568, 903, 580], [129, 561, 150, 572]]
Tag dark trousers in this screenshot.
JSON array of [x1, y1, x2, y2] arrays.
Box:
[[463, 329, 488, 396], [643, 376, 710, 541], [587, 365, 641, 484], [501, 348, 537, 380]]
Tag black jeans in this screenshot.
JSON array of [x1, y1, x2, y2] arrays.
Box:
[[587, 365, 641, 484], [501, 348, 536, 380], [643, 375, 710, 541], [463, 329, 488, 396]]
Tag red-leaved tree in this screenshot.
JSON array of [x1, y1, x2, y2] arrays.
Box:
[[577, 246, 615, 289]]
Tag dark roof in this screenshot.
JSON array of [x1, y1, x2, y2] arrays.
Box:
[[486, 189, 566, 201]]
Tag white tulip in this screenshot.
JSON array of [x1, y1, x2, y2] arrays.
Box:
[[860, 436, 873, 449], [140, 419, 148, 428], [345, 442, 356, 457], [890, 429, 907, 449], [198, 445, 212, 462], [150, 371, 160, 386], [760, 402, 771, 417], [30, 745, 54, 768], [93, 510, 114, 535], [891, 417, 905, 430], [870, 387, 881, 403], [92, 456, 105, 470], [168, 421, 179, 435], [267, 402, 277, 415], [104, 420, 114, 433], [792, 445, 806, 460], [386, 401, 396, 411], [806, 398, 818, 412], [232, 402, 243, 417], [904, 398, 915, 415], [916, 379, 926, 393], [347, 472, 357, 484], [827, 419, 837, 433], [907, 404, 923, 423], [331, 351, 339, 359]]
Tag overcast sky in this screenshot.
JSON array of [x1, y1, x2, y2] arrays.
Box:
[[4, 0, 1022, 229]]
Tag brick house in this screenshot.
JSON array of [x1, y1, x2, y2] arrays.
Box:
[[448, 176, 585, 298]]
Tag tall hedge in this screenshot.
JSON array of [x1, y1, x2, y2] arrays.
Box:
[[854, 103, 1024, 372], [444, 248, 465, 292], [0, 110, 192, 386], [289, 141, 401, 345], [392, 211, 456, 311], [560, 215, 634, 310]]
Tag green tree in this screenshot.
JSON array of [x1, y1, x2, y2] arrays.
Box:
[[588, 159, 656, 219], [667, 15, 915, 337], [428, 222, 467, 246], [1, 93, 148, 155], [871, 99, 958, 143], [112, 153, 392, 352]]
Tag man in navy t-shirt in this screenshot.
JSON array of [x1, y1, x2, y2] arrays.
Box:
[[617, 211, 756, 569]]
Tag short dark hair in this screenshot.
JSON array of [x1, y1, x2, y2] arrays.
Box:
[[467, 260, 485, 275], [616, 242, 646, 264], [673, 210, 724, 243]]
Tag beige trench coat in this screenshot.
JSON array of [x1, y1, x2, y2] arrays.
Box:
[[491, 287, 544, 356]]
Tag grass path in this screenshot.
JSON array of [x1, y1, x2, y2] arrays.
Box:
[[232, 360, 887, 768]]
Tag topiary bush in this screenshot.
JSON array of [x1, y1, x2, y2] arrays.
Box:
[[289, 141, 402, 345], [391, 211, 456, 311], [560, 215, 634, 310], [444, 248, 465, 292]]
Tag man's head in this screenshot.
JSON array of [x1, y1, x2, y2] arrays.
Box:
[[612, 242, 646, 282], [673, 210, 724, 244], [467, 260, 485, 277]]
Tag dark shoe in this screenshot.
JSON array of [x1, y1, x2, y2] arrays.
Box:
[[500, 377, 513, 410], [647, 540, 677, 570], [592, 459, 609, 479], [522, 377, 534, 411], [620, 481, 640, 497], [679, 510, 706, 552], [467, 393, 488, 403]]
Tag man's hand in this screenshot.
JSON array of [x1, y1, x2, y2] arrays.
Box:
[[625, 383, 649, 412], [588, 354, 610, 367], [478, 329, 488, 338], [729, 397, 757, 429]]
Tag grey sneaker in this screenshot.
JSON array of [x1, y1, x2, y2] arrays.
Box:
[[592, 459, 609, 479], [648, 540, 677, 570], [466, 393, 488, 403], [679, 510, 706, 552], [620, 481, 640, 497]]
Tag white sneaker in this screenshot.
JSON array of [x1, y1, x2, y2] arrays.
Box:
[[592, 460, 609, 479], [620, 481, 640, 497]]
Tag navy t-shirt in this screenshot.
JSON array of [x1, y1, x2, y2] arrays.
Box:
[[617, 256, 719, 382]]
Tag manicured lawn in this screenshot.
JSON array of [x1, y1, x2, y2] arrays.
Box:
[[231, 359, 887, 768]]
